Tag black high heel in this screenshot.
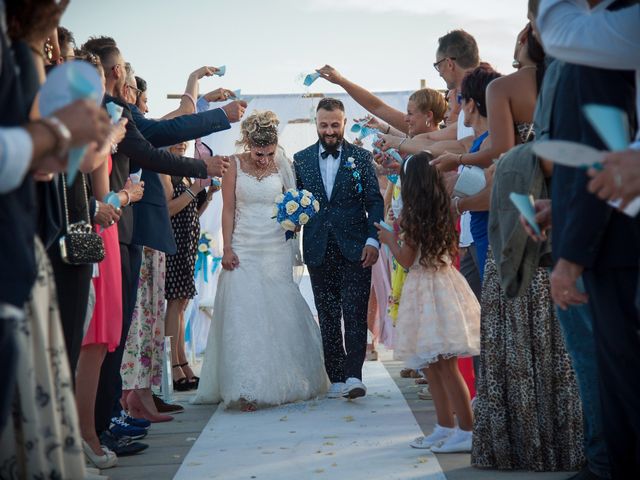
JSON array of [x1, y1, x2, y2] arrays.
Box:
[[172, 364, 196, 391], [178, 362, 199, 389]]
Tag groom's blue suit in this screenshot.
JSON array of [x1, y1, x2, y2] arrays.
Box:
[[294, 140, 384, 383]]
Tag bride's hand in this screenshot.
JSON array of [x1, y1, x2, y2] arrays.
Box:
[[222, 249, 239, 270]]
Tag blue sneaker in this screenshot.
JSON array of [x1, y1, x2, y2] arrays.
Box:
[[109, 416, 148, 440], [120, 410, 151, 429]]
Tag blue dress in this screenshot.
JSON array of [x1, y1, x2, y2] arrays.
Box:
[[468, 131, 489, 281]]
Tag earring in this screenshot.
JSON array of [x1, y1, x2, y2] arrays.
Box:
[[512, 59, 521, 69], [426, 120, 431, 127]]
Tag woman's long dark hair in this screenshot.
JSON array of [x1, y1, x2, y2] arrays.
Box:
[[399, 152, 458, 269], [525, 23, 546, 92]]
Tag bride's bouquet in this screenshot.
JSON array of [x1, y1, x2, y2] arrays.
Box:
[[273, 188, 320, 238]]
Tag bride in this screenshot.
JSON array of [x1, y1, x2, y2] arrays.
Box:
[[193, 111, 329, 411]]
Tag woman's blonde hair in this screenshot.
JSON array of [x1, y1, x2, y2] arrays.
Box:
[[408, 88, 447, 125], [237, 110, 279, 149]]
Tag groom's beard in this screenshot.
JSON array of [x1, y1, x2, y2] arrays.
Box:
[[318, 132, 344, 150]]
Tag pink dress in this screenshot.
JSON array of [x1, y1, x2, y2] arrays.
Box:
[[83, 156, 123, 351], [394, 256, 480, 368]]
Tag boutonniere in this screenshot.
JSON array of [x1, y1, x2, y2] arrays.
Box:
[[345, 157, 363, 193]]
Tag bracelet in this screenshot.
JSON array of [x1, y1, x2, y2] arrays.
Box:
[[453, 196, 462, 216], [182, 93, 197, 111], [120, 189, 131, 206], [93, 200, 100, 218], [457, 153, 464, 166], [185, 188, 197, 200], [385, 125, 391, 134]]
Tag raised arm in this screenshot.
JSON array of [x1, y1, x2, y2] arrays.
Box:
[[162, 66, 221, 120], [118, 104, 229, 178], [317, 65, 408, 134]]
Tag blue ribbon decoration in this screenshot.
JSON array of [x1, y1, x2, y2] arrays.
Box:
[[194, 252, 208, 282]]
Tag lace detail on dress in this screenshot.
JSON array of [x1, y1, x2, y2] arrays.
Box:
[[515, 122, 535, 144]]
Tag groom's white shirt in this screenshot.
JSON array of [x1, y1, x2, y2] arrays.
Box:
[[318, 143, 342, 200], [318, 143, 379, 250]]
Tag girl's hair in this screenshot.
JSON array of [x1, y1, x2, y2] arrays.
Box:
[[237, 110, 279, 149], [399, 152, 458, 269], [408, 88, 448, 125]]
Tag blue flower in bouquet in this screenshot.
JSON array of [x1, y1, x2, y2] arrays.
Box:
[[346, 157, 363, 193], [273, 188, 320, 239]]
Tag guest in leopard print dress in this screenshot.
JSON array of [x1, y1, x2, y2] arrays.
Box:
[[467, 22, 584, 471], [471, 249, 584, 471]]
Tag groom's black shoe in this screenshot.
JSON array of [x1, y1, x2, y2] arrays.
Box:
[[343, 377, 367, 399]]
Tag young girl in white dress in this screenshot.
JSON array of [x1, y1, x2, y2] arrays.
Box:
[[376, 152, 480, 453]]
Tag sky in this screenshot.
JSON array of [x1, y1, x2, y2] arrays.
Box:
[[62, 0, 530, 119]]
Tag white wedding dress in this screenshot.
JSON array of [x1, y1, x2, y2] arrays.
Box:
[[193, 156, 329, 408]]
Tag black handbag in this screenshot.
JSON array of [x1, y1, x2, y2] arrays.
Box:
[[58, 173, 105, 265]]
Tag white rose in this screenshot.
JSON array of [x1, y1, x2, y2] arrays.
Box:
[[285, 200, 299, 215], [300, 196, 311, 207], [272, 205, 279, 217], [275, 193, 285, 204], [286, 188, 299, 198], [312, 200, 320, 212], [198, 243, 208, 253], [281, 219, 296, 231], [204, 232, 213, 240], [299, 213, 310, 225], [301, 189, 312, 197]]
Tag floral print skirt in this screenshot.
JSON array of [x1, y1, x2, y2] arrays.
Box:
[[121, 247, 166, 390]]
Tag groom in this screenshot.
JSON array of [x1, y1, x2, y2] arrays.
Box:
[[294, 98, 384, 399]]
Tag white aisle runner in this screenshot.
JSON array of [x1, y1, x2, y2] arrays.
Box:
[[174, 361, 446, 480]]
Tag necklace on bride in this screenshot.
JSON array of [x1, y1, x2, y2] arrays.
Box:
[[249, 155, 275, 181]]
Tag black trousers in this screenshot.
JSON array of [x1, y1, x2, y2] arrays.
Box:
[[0, 318, 16, 430], [584, 267, 640, 479], [47, 242, 93, 377], [307, 240, 371, 383], [94, 242, 143, 433]]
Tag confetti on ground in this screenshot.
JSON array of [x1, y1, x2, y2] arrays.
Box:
[[174, 362, 446, 479]]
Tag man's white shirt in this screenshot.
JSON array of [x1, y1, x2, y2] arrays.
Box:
[[318, 143, 379, 250]]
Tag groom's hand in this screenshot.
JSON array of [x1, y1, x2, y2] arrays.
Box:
[[361, 245, 379, 268]]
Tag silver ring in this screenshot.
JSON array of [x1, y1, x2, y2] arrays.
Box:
[[109, 220, 115, 225], [614, 171, 622, 188]]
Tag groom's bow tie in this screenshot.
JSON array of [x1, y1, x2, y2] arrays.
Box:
[[321, 149, 340, 160]]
